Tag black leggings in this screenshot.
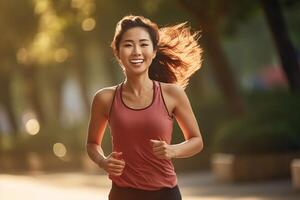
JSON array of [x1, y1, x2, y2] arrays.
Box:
[[108, 183, 182, 200]]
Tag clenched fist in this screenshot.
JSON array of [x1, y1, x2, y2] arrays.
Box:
[[150, 139, 176, 160], [98, 151, 125, 176]]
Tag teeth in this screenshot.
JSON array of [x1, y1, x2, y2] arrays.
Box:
[[130, 59, 144, 64]]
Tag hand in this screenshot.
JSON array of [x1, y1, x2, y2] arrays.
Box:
[[150, 139, 176, 160], [98, 151, 125, 176]]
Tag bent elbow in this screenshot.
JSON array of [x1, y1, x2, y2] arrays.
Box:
[[86, 142, 96, 152], [199, 140, 204, 153], [196, 137, 204, 154]]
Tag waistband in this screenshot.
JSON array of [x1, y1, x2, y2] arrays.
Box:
[[112, 182, 179, 192]]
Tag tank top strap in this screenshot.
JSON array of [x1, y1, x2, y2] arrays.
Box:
[[155, 81, 173, 119], [115, 82, 122, 101], [152, 80, 160, 103], [108, 83, 122, 121]]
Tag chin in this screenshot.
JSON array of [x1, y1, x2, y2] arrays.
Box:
[[126, 68, 149, 76], [125, 64, 149, 75]]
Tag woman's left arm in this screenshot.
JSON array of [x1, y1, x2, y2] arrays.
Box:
[[151, 85, 203, 159]]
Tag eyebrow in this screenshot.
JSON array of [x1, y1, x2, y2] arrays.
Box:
[[122, 39, 150, 43]]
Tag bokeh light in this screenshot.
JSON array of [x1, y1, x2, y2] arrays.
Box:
[[53, 143, 67, 158], [54, 48, 69, 63], [25, 119, 40, 135], [81, 18, 96, 31]]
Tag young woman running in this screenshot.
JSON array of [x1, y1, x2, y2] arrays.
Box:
[[87, 15, 203, 200]]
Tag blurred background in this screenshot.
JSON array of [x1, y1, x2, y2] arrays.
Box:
[[1, 0, 300, 199]]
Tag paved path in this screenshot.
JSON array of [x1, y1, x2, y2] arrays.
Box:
[[1, 171, 299, 200]]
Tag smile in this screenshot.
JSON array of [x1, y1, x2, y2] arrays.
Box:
[[130, 59, 144, 64]]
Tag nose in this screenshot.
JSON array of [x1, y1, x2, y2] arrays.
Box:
[[133, 45, 142, 55]]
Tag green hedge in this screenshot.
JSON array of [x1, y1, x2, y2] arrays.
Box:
[[212, 91, 300, 155]]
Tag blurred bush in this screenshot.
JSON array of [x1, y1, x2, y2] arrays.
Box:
[[172, 92, 233, 171], [212, 90, 300, 155], [0, 122, 88, 172], [0, 123, 85, 154]]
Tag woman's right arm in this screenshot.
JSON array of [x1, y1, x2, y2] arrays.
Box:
[[86, 88, 125, 176]]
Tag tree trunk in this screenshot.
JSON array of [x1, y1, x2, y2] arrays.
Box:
[[261, 0, 300, 91], [52, 72, 65, 122], [22, 66, 47, 125], [202, 23, 245, 116], [179, 0, 245, 116], [73, 52, 90, 115]]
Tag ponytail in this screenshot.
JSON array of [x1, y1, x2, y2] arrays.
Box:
[[149, 23, 202, 89]]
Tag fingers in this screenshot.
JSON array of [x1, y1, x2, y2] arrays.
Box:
[[150, 139, 171, 160], [109, 172, 123, 176], [105, 151, 125, 176], [111, 151, 123, 158], [107, 166, 124, 176], [109, 157, 125, 166], [108, 151, 125, 164], [150, 139, 165, 147], [150, 140, 167, 151], [111, 152, 122, 156], [107, 160, 125, 169], [109, 170, 124, 176], [107, 163, 125, 176], [152, 144, 166, 151], [153, 149, 167, 155]]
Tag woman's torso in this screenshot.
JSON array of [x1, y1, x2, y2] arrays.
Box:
[[107, 80, 177, 190]]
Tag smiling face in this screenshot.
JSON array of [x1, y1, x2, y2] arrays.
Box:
[[117, 27, 157, 76]]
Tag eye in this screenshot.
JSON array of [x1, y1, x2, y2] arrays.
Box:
[[141, 43, 149, 47], [123, 43, 132, 47]]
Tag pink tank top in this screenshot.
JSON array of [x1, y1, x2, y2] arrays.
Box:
[[108, 80, 177, 190]]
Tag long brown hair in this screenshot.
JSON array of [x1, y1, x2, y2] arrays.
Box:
[[111, 15, 202, 88]]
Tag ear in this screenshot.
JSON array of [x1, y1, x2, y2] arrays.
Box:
[[114, 49, 120, 59], [152, 49, 157, 59]]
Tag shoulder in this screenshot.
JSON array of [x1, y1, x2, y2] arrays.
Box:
[[92, 85, 119, 109], [158, 82, 190, 114], [159, 82, 190, 111], [94, 85, 118, 99], [159, 82, 186, 98]]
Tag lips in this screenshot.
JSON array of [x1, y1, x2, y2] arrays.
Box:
[[129, 59, 144, 64]]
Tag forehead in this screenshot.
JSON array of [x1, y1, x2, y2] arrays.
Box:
[[121, 27, 152, 42]]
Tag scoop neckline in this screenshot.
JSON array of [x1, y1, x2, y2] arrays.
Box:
[[120, 80, 155, 111]]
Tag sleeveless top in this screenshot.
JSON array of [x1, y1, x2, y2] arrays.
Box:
[[108, 80, 177, 190]]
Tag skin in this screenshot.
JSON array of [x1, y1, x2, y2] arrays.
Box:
[[86, 27, 203, 177]]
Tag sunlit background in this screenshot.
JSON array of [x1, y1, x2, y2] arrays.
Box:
[[0, 0, 300, 199]]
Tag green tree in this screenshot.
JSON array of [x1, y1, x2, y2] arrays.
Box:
[[0, 0, 39, 132], [260, 0, 300, 91], [179, 0, 246, 116]]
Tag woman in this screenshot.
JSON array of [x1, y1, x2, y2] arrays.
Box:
[[87, 15, 203, 200]]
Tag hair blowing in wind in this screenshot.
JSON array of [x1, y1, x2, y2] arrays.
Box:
[[151, 22, 202, 88]]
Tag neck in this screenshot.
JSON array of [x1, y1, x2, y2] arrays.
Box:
[[124, 75, 153, 96]]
